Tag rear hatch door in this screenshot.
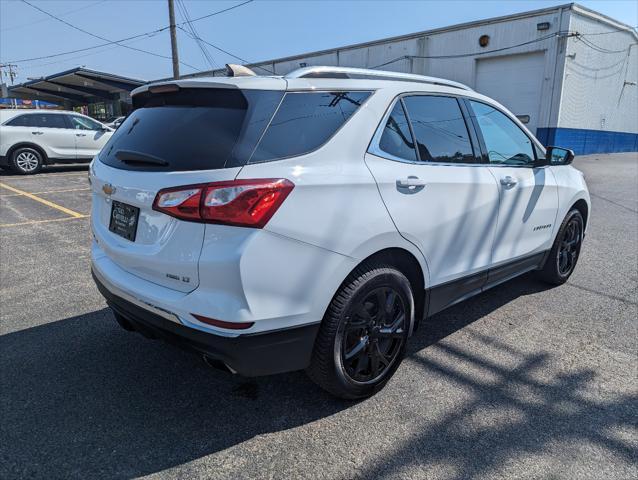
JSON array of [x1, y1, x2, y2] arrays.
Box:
[[91, 82, 285, 292]]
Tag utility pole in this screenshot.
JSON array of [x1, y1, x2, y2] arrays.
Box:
[[167, 0, 180, 79], [0, 63, 17, 98]]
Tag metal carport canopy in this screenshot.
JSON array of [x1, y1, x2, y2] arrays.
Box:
[[8, 67, 145, 106]]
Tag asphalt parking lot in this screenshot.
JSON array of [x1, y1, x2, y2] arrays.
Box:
[[0, 154, 636, 479]]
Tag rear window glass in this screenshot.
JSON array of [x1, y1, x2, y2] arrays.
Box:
[[99, 88, 284, 171], [250, 91, 371, 163]]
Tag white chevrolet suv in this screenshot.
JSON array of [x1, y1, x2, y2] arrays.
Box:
[[90, 66, 590, 399], [0, 109, 113, 174]]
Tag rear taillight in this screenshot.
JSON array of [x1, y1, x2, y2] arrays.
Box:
[[152, 178, 294, 228]]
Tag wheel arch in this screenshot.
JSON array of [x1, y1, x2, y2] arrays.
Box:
[[571, 198, 589, 231], [333, 247, 427, 334], [7, 142, 49, 164]]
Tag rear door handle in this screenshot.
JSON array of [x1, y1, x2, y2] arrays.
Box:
[[397, 176, 427, 188], [500, 176, 517, 188], [31, 131, 43, 135], [76, 133, 87, 137]]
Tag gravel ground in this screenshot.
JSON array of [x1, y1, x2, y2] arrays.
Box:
[[0, 153, 636, 480]]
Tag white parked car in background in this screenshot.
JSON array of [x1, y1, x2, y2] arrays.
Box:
[[90, 66, 590, 399], [0, 109, 113, 174]]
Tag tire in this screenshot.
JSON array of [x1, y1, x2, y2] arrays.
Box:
[[537, 209, 584, 285], [306, 262, 413, 399], [10, 147, 43, 175]]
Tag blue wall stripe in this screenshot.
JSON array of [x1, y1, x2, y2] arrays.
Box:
[[536, 128, 638, 155]]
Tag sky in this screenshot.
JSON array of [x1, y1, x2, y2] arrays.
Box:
[[1, 0, 636, 85]]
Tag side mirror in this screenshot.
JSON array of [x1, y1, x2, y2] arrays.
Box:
[[545, 146, 575, 165]]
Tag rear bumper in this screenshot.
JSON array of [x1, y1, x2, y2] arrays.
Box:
[[92, 269, 320, 376]]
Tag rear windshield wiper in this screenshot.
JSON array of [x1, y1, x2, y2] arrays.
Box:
[[115, 150, 169, 166]]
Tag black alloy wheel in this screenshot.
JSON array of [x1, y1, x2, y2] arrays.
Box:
[[341, 287, 406, 383], [557, 216, 582, 276], [538, 208, 584, 285], [306, 262, 413, 399]]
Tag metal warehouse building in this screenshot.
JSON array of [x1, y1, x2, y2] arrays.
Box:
[[189, 3, 638, 154]]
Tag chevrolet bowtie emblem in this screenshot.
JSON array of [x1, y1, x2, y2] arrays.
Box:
[[102, 183, 116, 195]]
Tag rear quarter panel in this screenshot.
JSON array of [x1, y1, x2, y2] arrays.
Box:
[[235, 88, 430, 324]]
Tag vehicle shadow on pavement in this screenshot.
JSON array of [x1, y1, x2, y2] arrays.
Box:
[[1, 274, 636, 478], [0, 307, 344, 479], [365, 274, 638, 479]]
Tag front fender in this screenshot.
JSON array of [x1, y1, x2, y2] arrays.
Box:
[[551, 165, 591, 236]]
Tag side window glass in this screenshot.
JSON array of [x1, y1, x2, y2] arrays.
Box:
[[402, 96, 475, 163], [25, 114, 47, 128], [40, 114, 67, 129], [378, 101, 417, 161], [250, 91, 371, 162], [469, 101, 535, 166], [70, 116, 102, 131], [6, 115, 33, 127]]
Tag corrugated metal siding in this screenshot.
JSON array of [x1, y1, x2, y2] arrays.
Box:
[[187, 5, 636, 152], [258, 10, 569, 134], [196, 8, 571, 135], [560, 12, 638, 134]]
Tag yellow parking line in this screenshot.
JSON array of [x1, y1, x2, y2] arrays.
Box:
[[0, 187, 91, 198], [0, 216, 88, 228], [0, 182, 85, 218]]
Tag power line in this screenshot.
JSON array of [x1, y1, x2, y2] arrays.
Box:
[[576, 35, 636, 54], [176, 26, 275, 74], [179, 0, 254, 24], [579, 28, 638, 36], [5, 30, 168, 64], [19, 33, 165, 71], [371, 32, 566, 69], [4, 1, 254, 65], [0, 0, 106, 32], [372, 30, 638, 70], [185, 1, 220, 69], [19, 0, 201, 71], [7, 1, 634, 78], [176, 0, 218, 69]]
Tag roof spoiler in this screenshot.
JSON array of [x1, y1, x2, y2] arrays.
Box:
[[225, 64, 257, 77]]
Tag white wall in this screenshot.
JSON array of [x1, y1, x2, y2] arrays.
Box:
[[193, 5, 636, 138], [559, 11, 638, 133], [244, 7, 572, 131], [474, 51, 547, 133]]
